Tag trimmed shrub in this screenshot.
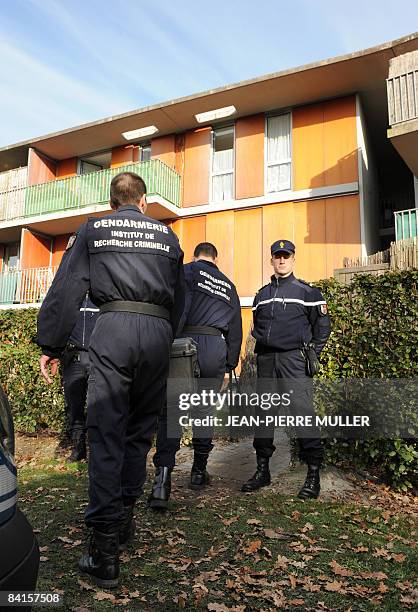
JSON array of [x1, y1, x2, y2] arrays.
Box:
[[0, 308, 65, 432]]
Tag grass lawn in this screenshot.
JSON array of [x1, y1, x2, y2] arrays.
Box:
[[18, 452, 417, 611]]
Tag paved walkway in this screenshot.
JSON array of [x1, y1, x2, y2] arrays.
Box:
[[16, 432, 356, 500], [150, 431, 355, 499]]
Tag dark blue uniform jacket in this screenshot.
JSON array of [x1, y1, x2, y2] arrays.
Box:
[[178, 260, 242, 368], [37, 205, 185, 357], [252, 273, 330, 355]]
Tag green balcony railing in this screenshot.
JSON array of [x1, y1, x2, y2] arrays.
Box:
[[0, 266, 57, 305], [394, 208, 418, 240], [0, 160, 181, 223]]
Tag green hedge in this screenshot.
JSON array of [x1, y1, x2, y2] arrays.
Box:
[[0, 308, 65, 432], [315, 271, 417, 490], [0, 271, 417, 488]]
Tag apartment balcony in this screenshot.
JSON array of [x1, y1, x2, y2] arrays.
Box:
[[0, 160, 181, 231], [0, 266, 57, 307], [394, 208, 418, 240], [387, 50, 418, 176]]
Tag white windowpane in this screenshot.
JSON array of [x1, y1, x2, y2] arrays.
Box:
[[267, 114, 291, 164], [213, 148, 233, 173], [211, 126, 234, 201], [267, 163, 291, 193], [212, 173, 233, 201]]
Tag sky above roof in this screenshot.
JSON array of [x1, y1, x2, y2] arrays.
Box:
[[0, 0, 416, 148]]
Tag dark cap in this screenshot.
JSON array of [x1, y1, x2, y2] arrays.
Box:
[[271, 239, 295, 255]]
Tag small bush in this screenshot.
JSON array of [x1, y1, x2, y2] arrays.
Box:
[[0, 308, 65, 432]]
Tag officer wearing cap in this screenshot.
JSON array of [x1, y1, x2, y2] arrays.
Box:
[[241, 239, 330, 499], [61, 293, 99, 462], [148, 242, 242, 510], [37, 172, 185, 588]]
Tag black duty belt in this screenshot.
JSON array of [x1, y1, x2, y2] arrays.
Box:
[[183, 325, 222, 336], [100, 301, 170, 321]]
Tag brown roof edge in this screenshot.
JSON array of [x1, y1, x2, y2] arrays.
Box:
[[1, 31, 417, 155]]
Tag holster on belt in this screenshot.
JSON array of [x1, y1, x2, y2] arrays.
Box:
[[303, 343, 320, 377], [62, 343, 80, 366]]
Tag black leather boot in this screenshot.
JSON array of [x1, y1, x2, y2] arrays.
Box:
[[67, 434, 87, 462], [119, 504, 136, 551], [148, 467, 172, 511], [190, 453, 210, 490], [241, 456, 271, 492], [298, 464, 321, 500], [78, 529, 119, 588]]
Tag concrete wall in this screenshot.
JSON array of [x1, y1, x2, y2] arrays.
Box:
[[356, 95, 380, 255]]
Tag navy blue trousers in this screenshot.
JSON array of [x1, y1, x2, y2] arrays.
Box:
[[62, 349, 90, 438], [254, 350, 324, 464], [85, 312, 172, 532]]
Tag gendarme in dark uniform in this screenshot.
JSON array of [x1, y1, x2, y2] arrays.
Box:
[[149, 242, 242, 510], [241, 239, 330, 499], [61, 293, 99, 462], [37, 172, 185, 588]]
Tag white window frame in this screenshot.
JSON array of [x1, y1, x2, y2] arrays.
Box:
[[210, 125, 235, 202], [264, 112, 292, 195]]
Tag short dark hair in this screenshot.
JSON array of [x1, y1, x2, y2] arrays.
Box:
[[110, 172, 147, 208], [194, 242, 218, 259]]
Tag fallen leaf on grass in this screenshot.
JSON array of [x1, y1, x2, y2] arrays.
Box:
[[275, 555, 290, 570], [173, 592, 187, 607], [329, 560, 353, 577], [197, 571, 222, 582], [289, 574, 297, 589], [377, 582, 389, 594], [392, 553, 406, 563], [77, 579, 95, 591], [360, 571, 388, 580], [325, 580, 346, 593], [242, 539, 262, 554], [400, 591, 418, 605], [39, 556, 49, 562], [207, 604, 245, 611], [374, 547, 391, 559], [269, 592, 286, 607], [395, 581, 412, 591], [288, 599, 305, 606], [222, 516, 239, 526], [300, 522, 314, 533], [94, 592, 115, 602], [264, 528, 292, 540], [300, 578, 321, 592], [56, 536, 73, 544]]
